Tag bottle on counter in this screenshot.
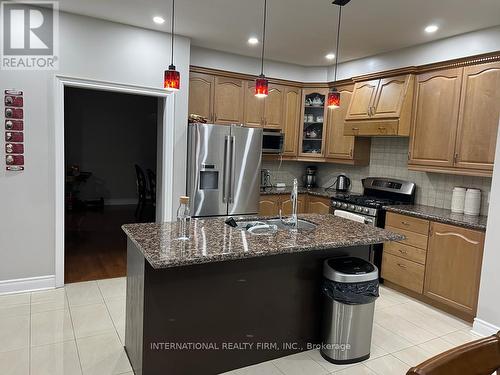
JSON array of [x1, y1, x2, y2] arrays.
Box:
[[176, 196, 191, 240]]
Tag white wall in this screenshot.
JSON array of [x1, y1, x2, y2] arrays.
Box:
[[473, 120, 500, 336], [329, 26, 500, 81], [0, 12, 190, 285], [191, 46, 327, 82]]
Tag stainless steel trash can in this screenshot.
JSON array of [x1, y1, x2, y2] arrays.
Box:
[[320, 257, 379, 364]]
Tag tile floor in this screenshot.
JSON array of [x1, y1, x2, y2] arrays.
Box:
[[0, 278, 482, 375]]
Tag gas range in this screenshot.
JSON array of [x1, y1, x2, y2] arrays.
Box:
[[331, 194, 396, 217], [330, 177, 416, 225]]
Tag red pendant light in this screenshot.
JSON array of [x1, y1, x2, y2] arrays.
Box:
[[327, 89, 341, 108], [255, 0, 268, 98], [164, 65, 180, 91], [328, 2, 347, 109], [164, 0, 180, 92], [255, 74, 268, 98]]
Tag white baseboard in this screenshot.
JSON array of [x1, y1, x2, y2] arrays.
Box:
[[0, 275, 56, 295], [472, 318, 500, 336], [104, 198, 137, 206]]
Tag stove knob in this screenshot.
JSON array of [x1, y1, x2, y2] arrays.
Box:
[[341, 203, 348, 209], [349, 204, 355, 210], [5, 108, 13, 118], [356, 206, 362, 212], [5, 120, 13, 130], [5, 96, 13, 105], [363, 208, 369, 214]]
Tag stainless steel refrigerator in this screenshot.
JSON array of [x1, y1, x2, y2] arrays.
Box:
[[187, 123, 262, 217]]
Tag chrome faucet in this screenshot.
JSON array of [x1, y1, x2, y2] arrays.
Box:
[[280, 178, 298, 231]]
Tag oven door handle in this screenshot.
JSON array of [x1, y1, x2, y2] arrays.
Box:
[[333, 210, 370, 224]]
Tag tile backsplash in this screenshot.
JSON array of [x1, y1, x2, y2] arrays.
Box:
[[263, 137, 492, 215]]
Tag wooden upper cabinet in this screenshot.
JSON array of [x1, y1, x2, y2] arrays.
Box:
[[409, 68, 463, 168], [345, 80, 379, 120], [244, 81, 264, 127], [424, 222, 484, 316], [344, 75, 414, 137], [454, 61, 500, 172], [188, 73, 214, 121], [326, 87, 354, 159], [264, 85, 285, 129], [282, 86, 301, 156], [371, 75, 410, 119], [214, 76, 244, 125], [299, 88, 329, 158]]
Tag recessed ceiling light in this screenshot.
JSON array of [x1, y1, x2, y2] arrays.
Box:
[[325, 53, 336, 60], [425, 24, 439, 33], [153, 16, 165, 24], [248, 37, 259, 45]]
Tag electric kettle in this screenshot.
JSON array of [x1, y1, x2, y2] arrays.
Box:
[[335, 174, 351, 192]]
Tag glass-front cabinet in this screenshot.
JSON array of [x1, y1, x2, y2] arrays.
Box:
[[299, 88, 329, 158]]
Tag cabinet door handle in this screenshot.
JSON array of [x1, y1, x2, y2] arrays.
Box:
[[378, 127, 386, 133], [400, 221, 410, 226], [214, 113, 218, 122], [397, 263, 407, 269], [349, 149, 353, 157], [454, 153, 459, 164], [398, 249, 408, 255], [434, 231, 480, 245], [352, 127, 359, 131]]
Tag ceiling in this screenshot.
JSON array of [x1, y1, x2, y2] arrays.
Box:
[[57, 0, 500, 66]]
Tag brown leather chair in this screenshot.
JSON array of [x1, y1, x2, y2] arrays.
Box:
[[407, 331, 500, 375]]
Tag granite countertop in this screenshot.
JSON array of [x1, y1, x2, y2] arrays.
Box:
[[260, 187, 342, 198], [384, 204, 488, 231], [122, 214, 404, 269]]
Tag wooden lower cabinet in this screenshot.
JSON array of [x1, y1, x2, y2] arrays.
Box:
[[258, 195, 280, 216], [383, 212, 485, 320], [281, 194, 306, 215], [306, 196, 331, 214], [424, 222, 485, 316], [258, 194, 307, 216], [382, 252, 425, 293], [258, 193, 331, 215]]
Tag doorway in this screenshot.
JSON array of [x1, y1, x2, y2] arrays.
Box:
[[63, 87, 158, 283]]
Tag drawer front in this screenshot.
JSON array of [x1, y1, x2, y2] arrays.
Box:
[[382, 253, 425, 293], [344, 120, 398, 136], [385, 225, 429, 250], [384, 242, 427, 265], [386, 212, 430, 235]]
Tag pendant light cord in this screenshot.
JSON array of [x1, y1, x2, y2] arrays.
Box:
[[333, 5, 342, 83], [171, 0, 175, 65], [260, 0, 267, 75]]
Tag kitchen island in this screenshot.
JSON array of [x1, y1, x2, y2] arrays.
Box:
[[122, 214, 403, 375]]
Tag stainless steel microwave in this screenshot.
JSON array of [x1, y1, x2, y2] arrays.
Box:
[[262, 131, 283, 154]]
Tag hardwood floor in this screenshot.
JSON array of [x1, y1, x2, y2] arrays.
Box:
[[64, 204, 154, 283]]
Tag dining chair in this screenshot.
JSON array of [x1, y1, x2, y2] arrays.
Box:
[[146, 168, 156, 207], [407, 331, 500, 375], [134, 164, 148, 218]]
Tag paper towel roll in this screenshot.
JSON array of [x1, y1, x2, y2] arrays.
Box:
[[464, 188, 481, 216], [451, 187, 466, 214]]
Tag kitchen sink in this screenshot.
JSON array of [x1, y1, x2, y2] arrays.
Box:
[[233, 218, 317, 233]]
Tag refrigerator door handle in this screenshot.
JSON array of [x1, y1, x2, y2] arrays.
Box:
[[229, 135, 236, 203], [222, 135, 230, 204]]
